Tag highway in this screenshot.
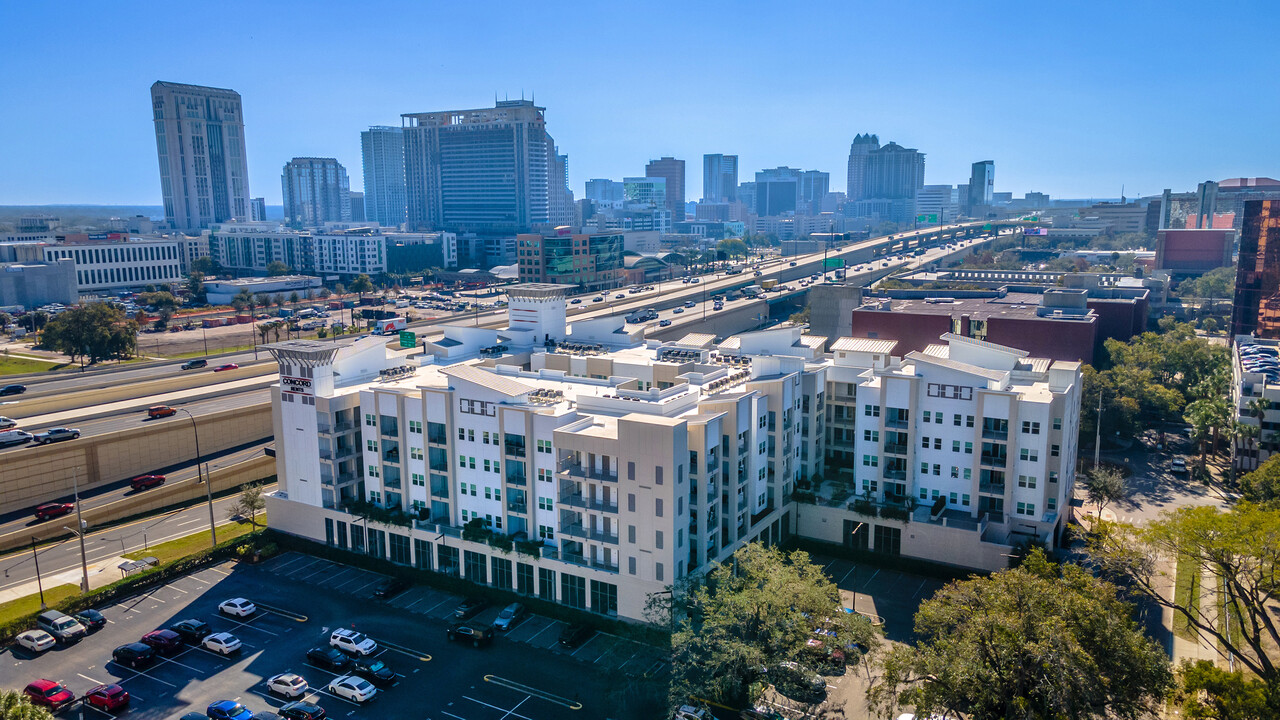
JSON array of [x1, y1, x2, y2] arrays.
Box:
[[0, 486, 272, 599]]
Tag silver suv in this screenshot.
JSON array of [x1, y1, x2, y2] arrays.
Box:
[[36, 610, 86, 643]]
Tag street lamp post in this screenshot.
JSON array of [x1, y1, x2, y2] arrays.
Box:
[[850, 522, 865, 614], [70, 466, 89, 593], [30, 537, 45, 609], [178, 408, 217, 548]]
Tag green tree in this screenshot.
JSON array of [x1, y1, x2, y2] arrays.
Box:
[[139, 291, 179, 311], [265, 261, 291, 277], [870, 549, 1171, 720], [189, 256, 222, 276], [40, 303, 138, 363], [1240, 453, 1280, 506], [186, 271, 207, 303], [1174, 660, 1275, 719], [663, 544, 879, 708], [1086, 466, 1126, 517], [228, 482, 266, 528], [288, 291, 300, 305], [349, 274, 374, 298], [716, 238, 747, 261], [0, 688, 56, 720], [1179, 266, 1236, 315], [1092, 503, 1280, 683]]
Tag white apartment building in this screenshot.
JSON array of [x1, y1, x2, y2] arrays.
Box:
[[312, 229, 386, 277], [1231, 336, 1280, 472], [264, 288, 1081, 622], [42, 237, 185, 292], [209, 222, 314, 277]]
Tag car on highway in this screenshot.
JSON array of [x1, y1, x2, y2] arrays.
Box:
[[204, 631, 243, 655], [208, 700, 255, 720], [267, 673, 309, 698], [789, 261, 797, 266], [180, 359, 208, 370], [74, 608, 106, 632], [32, 427, 80, 444], [0, 429, 27, 447], [141, 628, 183, 654], [330, 628, 378, 656], [130, 474, 166, 491], [351, 657, 396, 687], [15, 630, 55, 654], [112, 641, 156, 668], [306, 646, 352, 672], [672, 308, 684, 314], [492, 602, 526, 631], [453, 597, 487, 620], [33, 502, 74, 521], [659, 319, 673, 327], [592, 297, 604, 303], [168, 617, 211, 643], [0, 384, 26, 396], [570, 298, 582, 304], [0, 416, 16, 430], [446, 621, 494, 647], [328, 675, 377, 703], [23, 680, 75, 712], [279, 701, 327, 720], [84, 683, 130, 711], [219, 597, 256, 617], [214, 363, 240, 372], [147, 405, 177, 419], [558, 623, 593, 648]]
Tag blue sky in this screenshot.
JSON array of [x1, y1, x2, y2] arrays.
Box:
[[1, 0, 1276, 205]]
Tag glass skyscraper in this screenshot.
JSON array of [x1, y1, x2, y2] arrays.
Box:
[[361, 126, 407, 228], [281, 157, 351, 228]]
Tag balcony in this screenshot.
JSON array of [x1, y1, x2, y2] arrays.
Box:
[[318, 421, 354, 435], [882, 467, 906, 481], [321, 446, 357, 461], [979, 454, 1007, 468], [982, 428, 1008, 441], [885, 417, 909, 429], [506, 501, 527, 514], [427, 429, 448, 445], [883, 443, 907, 456], [978, 481, 1006, 495], [557, 460, 618, 482], [504, 443, 526, 458], [560, 523, 619, 545], [559, 491, 619, 513]]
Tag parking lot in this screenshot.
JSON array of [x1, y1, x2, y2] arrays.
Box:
[[0, 552, 667, 720]]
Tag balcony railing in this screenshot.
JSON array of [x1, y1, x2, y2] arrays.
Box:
[[321, 446, 357, 461], [885, 418, 909, 429], [557, 460, 618, 482], [505, 472, 527, 487], [978, 481, 1006, 495], [427, 430, 448, 445], [882, 467, 907, 480], [979, 454, 1007, 468], [982, 428, 1009, 440], [559, 491, 619, 513], [561, 523, 619, 545], [505, 443, 526, 458], [318, 421, 355, 434], [506, 501, 527, 514], [883, 443, 907, 455]]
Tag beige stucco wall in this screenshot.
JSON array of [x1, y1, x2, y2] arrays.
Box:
[[0, 405, 272, 515]]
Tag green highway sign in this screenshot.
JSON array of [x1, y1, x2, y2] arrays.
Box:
[[1028, 216, 1040, 222], [822, 258, 845, 268], [983, 223, 993, 231], [916, 213, 938, 223], [399, 331, 417, 349]]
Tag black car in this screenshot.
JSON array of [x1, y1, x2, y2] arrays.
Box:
[[352, 657, 396, 687], [169, 618, 212, 644], [0, 385, 25, 397], [112, 642, 156, 668], [306, 646, 352, 672], [279, 701, 326, 720], [446, 622, 494, 647], [74, 609, 106, 632], [453, 597, 487, 620], [372, 576, 411, 599], [180, 714, 208, 720], [558, 623, 593, 649], [252, 713, 283, 720]]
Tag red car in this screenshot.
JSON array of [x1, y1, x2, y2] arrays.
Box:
[[24, 679, 74, 711], [130, 474, 166, 491], [213, 363, 239, 372], [141, 628, 183, 655], [84, 683, 130, 711], [34, 502, 74, 521]]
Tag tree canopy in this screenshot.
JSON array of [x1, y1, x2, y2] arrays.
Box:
[[0, 689, 55, 720], [663, 544, 879, 709], [40, 303, 138, 363], [266, 261, 291, 277], [870, 549, 1171, 720], [189, 256, 223, 276], [349, 274, 374, 296]]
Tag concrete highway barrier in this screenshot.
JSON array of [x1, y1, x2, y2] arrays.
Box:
[[0, 454, 277, 554]]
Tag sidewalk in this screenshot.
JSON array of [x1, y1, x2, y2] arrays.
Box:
[[0, 551, 127, 605]]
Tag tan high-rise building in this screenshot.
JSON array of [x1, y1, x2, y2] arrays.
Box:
[[645, 156, 685, 221], [151, 81, 251, 230]]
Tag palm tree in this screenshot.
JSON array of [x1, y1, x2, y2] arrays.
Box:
[[0, 688, 54, 719], [1246, 397, 1273, 470], [257, 323, 274, 346]]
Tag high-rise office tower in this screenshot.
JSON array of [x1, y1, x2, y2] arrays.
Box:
[[402, 99, 566, 234], [250, 197, 266, 222], [967, 161, 994, 212], [863, 143, 925, 199], [846, 133, 880, 201], [360, 126, 406, 228], [623, 177, 666, 207], [585, 179, 624, 204], [281, 157, 351, 228], [755, 167, 800, 216], [645, 157, 685, 221], [1231, 200, 1280, 338], [349, 191, 366, 223], [550, 150, 573, 227], [703, 154, 738, 202], [151, 81, 251, 230], [799, 170, 830, 210]]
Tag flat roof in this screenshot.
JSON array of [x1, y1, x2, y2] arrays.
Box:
[[856, 292, 1094, 322], [830, 337, 898, 353]]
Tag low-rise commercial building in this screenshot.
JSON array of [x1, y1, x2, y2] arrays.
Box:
[[1155, 228, 1234, 276], [516, 230, 623, 292], [41, 233, 184, 293], [205, 276, 323, 305]]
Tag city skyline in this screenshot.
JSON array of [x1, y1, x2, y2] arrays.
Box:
[[2, 1, 1278, 206]]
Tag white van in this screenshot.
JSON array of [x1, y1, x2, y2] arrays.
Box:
[[0, 430, 33, 447]]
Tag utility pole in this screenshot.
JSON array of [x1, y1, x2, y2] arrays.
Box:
[[30, 537, 45, 609], [1094, 390, 1103, 469], [73, 467, 88, 593], [179, 409, 217, 547]]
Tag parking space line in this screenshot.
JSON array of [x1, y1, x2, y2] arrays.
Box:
[[837, 565, 857, 586], [402, 591, 431, 610], [424, 597, 454, 615], [441, 712, 466, 720], [350, 577, 381, 594], [524, 620, 554, 645], [112, 664, 177, 688], [294, 562, 335, 582], [282, 557, 322, 576], [368, 636, 432, 661], [78, 672, 105, 685], [155, 654, 204, 673], [266, 553, 309, 572], [326, 568, 358, 588], [483, 675, 584, 710], [312, 686, 365, 707], [463, 695, 534, 720], [168, 584, 189, 594], [860, 568, 880, 588], [218, 615, 281, 636], [501, 696, 531, 720], [910, 578, 928, 598], [570, 632, 598, 656]]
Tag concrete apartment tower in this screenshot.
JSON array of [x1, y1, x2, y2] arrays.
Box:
[[151, 81, 251, 230], [361, 126, 407, 228], [645, 157, 686, 221], [281, 158, 351, 228]]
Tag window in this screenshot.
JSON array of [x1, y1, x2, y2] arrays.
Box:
[[920, 462, 929, 475], [464, 551, 487, 583], [409, 420, 422, 434], [949, 492, 957, 504], [966, 415, 975, 428], [1051, 444, 1060, 457], [1020, 449, 1039, 462], [458, 454, 466, 468], [627, 493, 636, 512], [864, 404, 880, 417], [962, 493, 971, 506], [484, 486, 493, 500], [655, 531, 664, 549], [628, 525, 636, 543], [491, 557, 513, 590], [538, 497, 552, 511], [919, 487, 928, 499], [1016, 502, 1036, 516], [921, 436, 930, 449], [561, 574, 586, 609], [1049, 471, 1059, 483], [950, 466, 959, 478], [390, 534, 410, 565], [628, 557, 637, 575], [655, 499, 664, 517], [517, 562, 534, 595], [590, 580, 618, 616], [952, 440, 961, 452], [964, 442, 973, 454], [953, 413, 962, 426], [366, 440, 378, 452], [864, 430, 879, 442], [873, 525, 902, 555], [656, 563, 664, 582], [538, 568, 556, 602], [1053, 417, 1062, 430], [469, 457, 476, 469], [1022, 421, 1041, 435], [539, 524, 554, 540], [1047, 497, 1057, 511], [414, 538, 431, 570], [656, 466, 664, 485], [483, 460, 491, 473], [862, 454, 878, 467], [963, 468, 972, 480], [537, 440, 552, 454], [933, 438, 942, 450], [410, 447, 423, 460], [1018, 475, 1037, 489], [923, 411, 931, 423], [933, 464, 941, 476], [537, 468, 552, 482], [411, 473, 425, 487], [367, 465, 379, 478], [483, 431, 491, 445], [861, 478, 879, 493], [365, 413, 376, 427], [458, 428, 466, 441]]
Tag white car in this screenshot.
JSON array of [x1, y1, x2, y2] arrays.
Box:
[[0, 417, 16, 430], [1171, 458, 1188, 474], [327, 675, 377, 703], [330, 628, 378, 656], [218, 598, 256, 617], [267, 673, 309, 698], [203, 632, 242, 655], [16, 629, 55, 653]]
